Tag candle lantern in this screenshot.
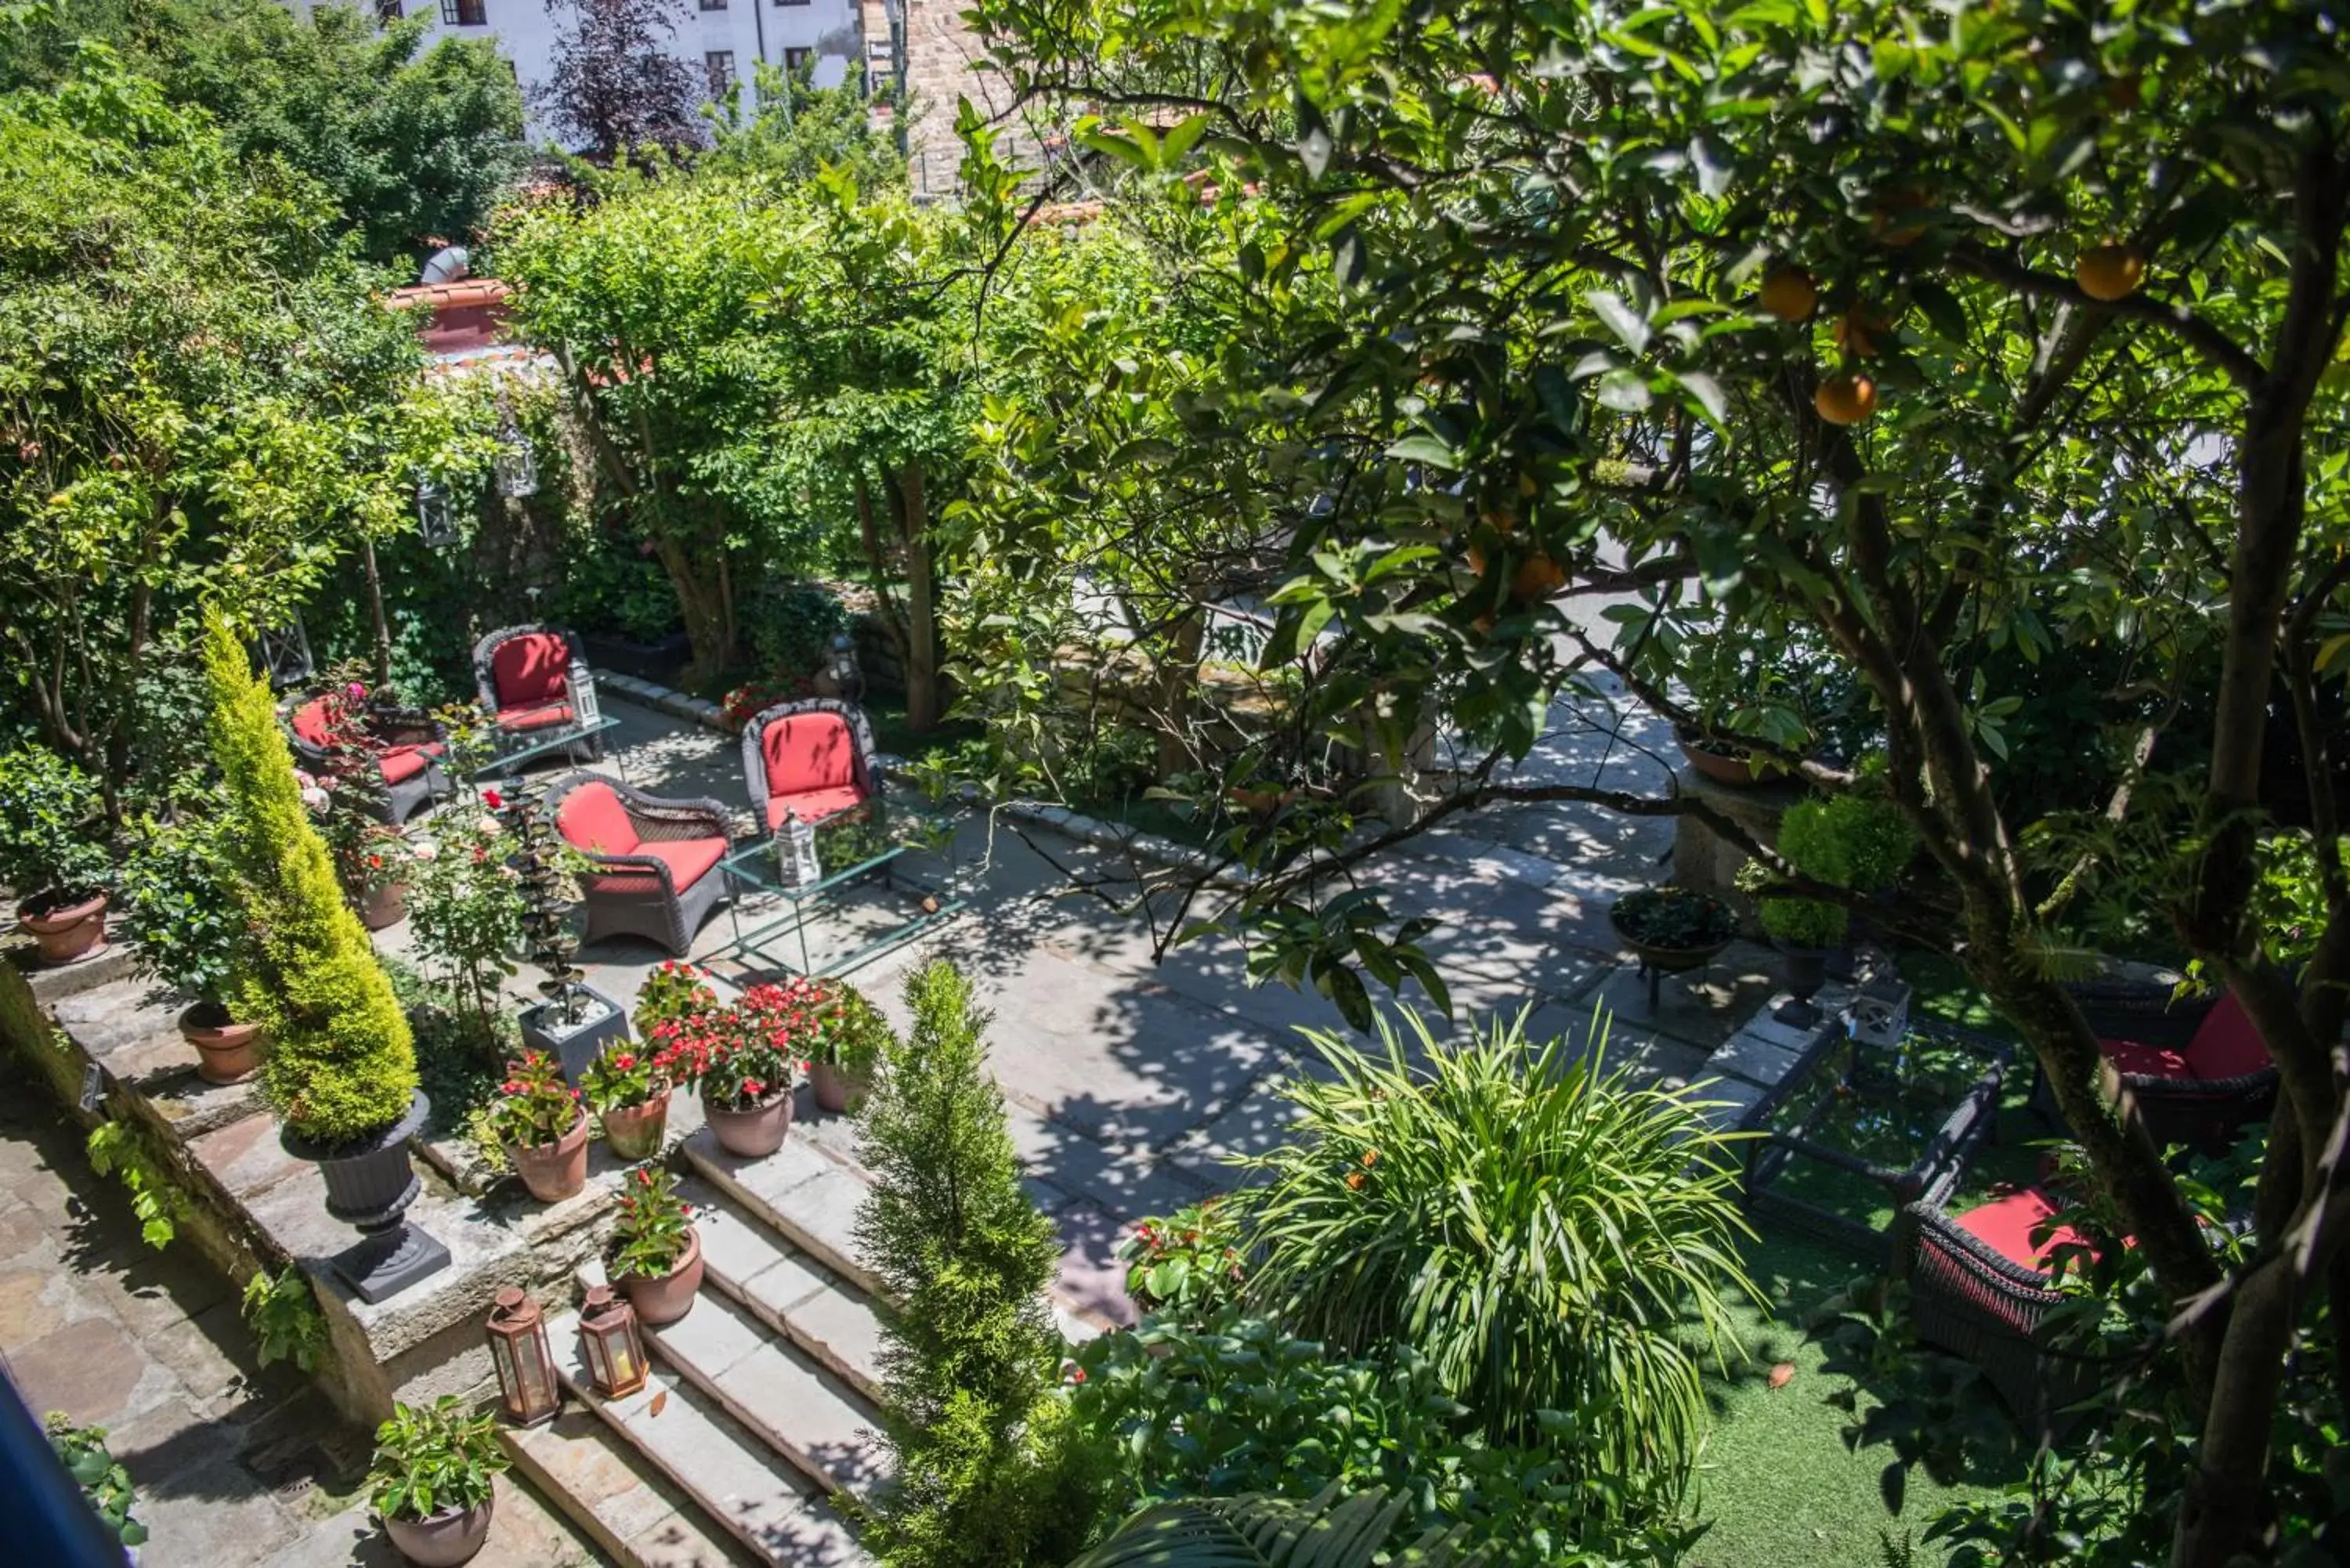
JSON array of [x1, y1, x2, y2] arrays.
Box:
[[827, 631, 863, 700], [486, 1286, 561, 1425], [415, 482, 458, 548], [577, 1284, 649, 1400], [493, 414, 538, 498], [1848, 972, 1913, 1053]]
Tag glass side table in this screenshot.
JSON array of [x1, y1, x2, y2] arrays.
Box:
[[714, 801, 966, 979]]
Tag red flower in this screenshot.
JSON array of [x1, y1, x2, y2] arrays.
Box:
[[613, 1053, 635, 1071], [1066, 1366, 1087, 1384], [741, 1078, 765, 1099], [483, 788, 504, 810]]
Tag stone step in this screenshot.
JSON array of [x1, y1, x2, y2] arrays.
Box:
[[547, 1310, 867, 1566], [641, 1283, 894, 1508], [679, 1173, 888, 1402], [502, 1404, 760, 1568]]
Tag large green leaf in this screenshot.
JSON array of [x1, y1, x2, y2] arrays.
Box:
[[1069, 1487, 1491, 1568]]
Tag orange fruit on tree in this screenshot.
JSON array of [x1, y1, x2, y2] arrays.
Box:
[[1871, 186, 1932, 247], [2075, 242, 2146, 302], [1814, 373, 1878, 426], [1831, 306, 1892, 358], [1759, 268, 1817, 323], [1510, 552, 1566, 601]]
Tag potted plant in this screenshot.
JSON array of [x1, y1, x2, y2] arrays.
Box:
[[1607, 886, 1739, 974], [502, 786, 629, 1081], [118, 805, 262, 1083], [580, 1042, 672, 1161], [487, 1050, 590, 1203], [632, 959, 720, 1039], [203, 616, 446, 1302], [0, 745, 115, 964], [368, 1396, 508, 1567], [805, 981, 894, 1115], [606, 1163, 703, 1325], [1778, 787, 1918, 939], [661, 981, 814, 1158], [1674, 722, 1796, 789]]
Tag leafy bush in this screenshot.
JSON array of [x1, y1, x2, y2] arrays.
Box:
[[1757, 894, 1849, 949], [0, 744, 111, 903], [851, 959, 1099, 1567], [241, 1263, 329, 1373], [45, 1414, 145, 1549], [401, 786, 525, 1035], [551, 540, 680, 643], [1071, 1313, 1701, 1564], [1116, 1202, 1244, 1324], [1777, 793, 1916, 895], [1231, 1010, 1760, 1491], [368, 1396, 508, 1524], [1073, 1487, 1493, 1568], [87, 1120, 187, 1250], [203, 616, 417, 1144], [118, 802, 248, 1007], [743, 580, 850, 680]]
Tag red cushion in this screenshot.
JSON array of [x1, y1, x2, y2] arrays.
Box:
[[761, 713, 859, 797], [290, 699, 333, 749], [556, 783, 639, 855], [377, 743, 443, 786], [2099, 991, 2270, 1082], [1955, 1188, 2092, 1270], [490, 633, 570, 709], [497, 700, 577, 732], [640, 836, 725, 891], [764, 786, 868, 830]]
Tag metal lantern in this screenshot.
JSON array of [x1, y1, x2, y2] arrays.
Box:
[[494, 417, 538, 498], [1848, 972, 1913, 1052], [827, 632, 863, 700], [416, 481, 459, 548], [251, 616, 315, 692], [577, 1284, 649, 1400], [486, 1286, 562, 1425]]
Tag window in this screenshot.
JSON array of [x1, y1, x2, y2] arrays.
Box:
[[783, 46, 812, 69], [377, 0, 403, 19], [705, 50, 736, 97], [700, 0, 727, 9], [775, 0, 810, 8], [439, 0, 486, 23]]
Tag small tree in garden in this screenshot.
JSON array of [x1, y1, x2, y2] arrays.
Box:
[[536, 0, 701, 162], [851, 960, 1094, 1567], [201, 614, 417, 1143]]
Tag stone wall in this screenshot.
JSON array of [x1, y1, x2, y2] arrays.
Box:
[[867, 0, 1058, 201]]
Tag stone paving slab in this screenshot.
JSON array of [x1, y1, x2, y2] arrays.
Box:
[[682, 1130, 876, 1297], [676, 1174, 883, 1400], [505, 1409, 752, 1568], [1578, 941, 1783, 1053]]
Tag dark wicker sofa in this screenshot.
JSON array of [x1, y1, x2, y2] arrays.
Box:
[[547, 774, 731, 956], [2044, 976, 2277, 1154], [1899, 1191, 2106, 1433]]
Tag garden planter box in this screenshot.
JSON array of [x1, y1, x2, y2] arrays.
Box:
[[520, 985, 629, 1086]]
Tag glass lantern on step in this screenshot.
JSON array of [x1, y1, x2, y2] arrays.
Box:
[[578, 1284, 649, 1400], [486, 1286, 561, 1425]]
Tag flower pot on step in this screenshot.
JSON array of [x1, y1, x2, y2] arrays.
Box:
[[178, 1002, 260, 1085], [384, 1501, 494, 1567], [1774, 943, 1835, 1028], [520, 983, 629, 1086], [616, 1225, 702, 1326], [282, 1089, 450, 1304], [703, 1088, 791, 1158], [508, 1109, 591, 1203], [358, 880, 407, 931], [809, 1062, 868, 1115], [599, 1086, 671, 1162], [17, 891, 108, 965]]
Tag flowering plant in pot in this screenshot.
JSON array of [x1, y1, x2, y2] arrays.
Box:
[[580, 1043, 674, 1161], [804, 981, 895, 1115], [486, 1051, 590, 1203], [606, 1163, 703, 1325], [404, 799, 524, 1047], [660, 981, 815, 1158], [118, 804, 262, 1083], [0, 743, 115, 964], [632, 959, 720, 1039], [368, 1395, 508, 1568]]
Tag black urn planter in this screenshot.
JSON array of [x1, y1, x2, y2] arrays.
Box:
[[1774, 945, 1835, 1028], [521, 984, 631, 1086], [281, 1089, 450, 1304]]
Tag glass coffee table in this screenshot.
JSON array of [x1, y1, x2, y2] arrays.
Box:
[[1743, 1020, 2015, 1257], [465, 716, 624, 780], [715, 804, 967, 979]]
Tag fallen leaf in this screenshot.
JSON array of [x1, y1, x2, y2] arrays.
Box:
[[648, 1390, 668, 1418], [1768, 1362, 1797, 1392]]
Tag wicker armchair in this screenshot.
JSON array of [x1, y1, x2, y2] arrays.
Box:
[[282, 694, 453, 826], [546, 774, 732, 956], [1899, 1193, 2105, 1433], [474, 624, 602, 762], [741, 699, 881, 833], [2040, 976, 2276, 1154]]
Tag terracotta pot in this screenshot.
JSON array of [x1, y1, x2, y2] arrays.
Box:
[[508, 1111, 591, 1203], [599, 1086, 671, 1162], [17, 891, 108, 965], [384, 1500, 494, 1567], [616, 1225, 702, 1326], [809, 1062, 868, 1115], [703, 1088, 792, 1158], [359, 880, 407, 931], [178, 1003, 261, 1085]]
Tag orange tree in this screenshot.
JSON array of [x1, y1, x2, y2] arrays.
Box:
[[964, 0, 2350, 1561]]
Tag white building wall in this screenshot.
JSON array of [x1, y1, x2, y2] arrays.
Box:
[[291, 0, 861, 143]]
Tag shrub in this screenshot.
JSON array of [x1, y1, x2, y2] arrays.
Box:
[[1230, 1010, 1760, 1493], [1757, 893, 1849, 949], [0, 744, 111, 904], [1777, 792, 1915, 895], [852, 959, 1097, 1567], [202, 615, 417, 1144], [368, 1396, 508, 1524], [743, 580, 850, 681], [45, 1414, 145, 1549], [118, 803, 248, 1008]]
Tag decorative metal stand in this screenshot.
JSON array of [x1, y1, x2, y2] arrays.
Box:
[[506, 785, 630, 1082], [284, 1089, 449, 1303]]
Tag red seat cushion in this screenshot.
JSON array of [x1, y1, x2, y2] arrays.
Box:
[[2099, 991, 2270, 1082], [1955, 1188, 2093, 1270], [491, 633, 571, 710], [377, 743, 444, 786], [290, 699, 333, 750], [640, 836, 725, 891], [497, 700, 577, 732], [556, 782, 640, 855], [761, 713, 860, 797], [764, 786, 868, 830]]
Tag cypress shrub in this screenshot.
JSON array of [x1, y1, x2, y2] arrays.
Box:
[[201, 614, 417, 1143]]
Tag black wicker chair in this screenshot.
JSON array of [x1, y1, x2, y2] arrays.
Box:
[[1898, 1194, 2105, 1433], [741, 698, 881, 833], [2040, 976, 2276, 1154], [546, 774, 731, 956], [282, 693, 453, 826], [474, 624, 602, 763]]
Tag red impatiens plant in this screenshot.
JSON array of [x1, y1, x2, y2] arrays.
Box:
[[631, 959, 720, 1040], [656, 980, 819, 1111], [484, 1050, 584, 1148], [1117, 1199, 1246, 1323], [578, 1042, 672, 1114], [608, 1165, 696, 1281]]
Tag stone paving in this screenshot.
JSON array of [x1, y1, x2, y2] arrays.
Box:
[[0, 1095, 606, 1568]]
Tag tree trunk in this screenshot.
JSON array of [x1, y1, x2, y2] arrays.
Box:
[[892, 463, 942, 735], [652, 529, 735, 685], [1152, 606, 1206, 781]]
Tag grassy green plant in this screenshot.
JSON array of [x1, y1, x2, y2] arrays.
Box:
[[851, 959, 1099, 1567], [202, 615, 417, 1144], [242, 1263, 329, 1373], [45, 1414, 146, 1549], [86, 1119, 187, 1250], [1071, 1487, 1490, 1568], [367, 1396, 508, 1523], [1231, 1009, 1761, 1490]]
